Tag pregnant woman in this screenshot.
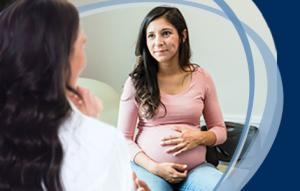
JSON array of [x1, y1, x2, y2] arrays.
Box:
[[118, 6, 227, 191]]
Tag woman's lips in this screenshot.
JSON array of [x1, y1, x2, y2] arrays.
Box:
[[154, 50, 167, 53]]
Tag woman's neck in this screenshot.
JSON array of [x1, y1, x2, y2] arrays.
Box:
[[158, 56, 182, 76]]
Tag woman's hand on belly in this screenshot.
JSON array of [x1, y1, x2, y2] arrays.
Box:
[[154, 162, 188, 184], [161, 125, 212, 156]]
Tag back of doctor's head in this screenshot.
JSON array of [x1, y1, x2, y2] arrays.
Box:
[[0, 0, 13, 12], [0, 0, 79, 190]]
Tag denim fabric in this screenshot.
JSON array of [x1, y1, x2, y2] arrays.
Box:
[[131, 162, 223, 191]]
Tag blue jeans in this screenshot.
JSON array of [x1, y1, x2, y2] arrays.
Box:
[[131, 162, 223, 191]]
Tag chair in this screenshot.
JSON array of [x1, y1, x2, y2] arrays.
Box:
[[202, 121, 258, 171], [77, 77, 120, 127]]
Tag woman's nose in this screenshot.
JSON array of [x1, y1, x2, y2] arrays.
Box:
[[154, 36, 164, 47]]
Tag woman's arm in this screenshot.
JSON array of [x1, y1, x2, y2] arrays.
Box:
[[202, 70, 227, 145], [118, 78, 156, 168], [134, 152, 159, 175], [117, 77, 143, 160]]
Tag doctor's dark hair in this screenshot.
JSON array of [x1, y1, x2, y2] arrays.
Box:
[[0, 0, 79, 190], [130, 6, 192, 119], [0, 0, 14, 12]]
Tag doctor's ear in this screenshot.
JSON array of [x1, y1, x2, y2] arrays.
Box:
[[182, 29, 187, 43]]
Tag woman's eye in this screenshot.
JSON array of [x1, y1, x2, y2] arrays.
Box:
[[162, 31, 171, 37], [147, 34, 154, 39]]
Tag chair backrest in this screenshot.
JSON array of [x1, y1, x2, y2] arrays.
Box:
[[77, 77, 120, 127]]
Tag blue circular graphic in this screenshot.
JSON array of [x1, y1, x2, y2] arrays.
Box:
[[77, 1, 283, 190]]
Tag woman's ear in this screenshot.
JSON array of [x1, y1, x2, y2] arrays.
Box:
[[182, 29, 187, 43]]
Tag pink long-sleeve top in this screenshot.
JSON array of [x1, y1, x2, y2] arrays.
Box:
[[118, 67, 227, 170]]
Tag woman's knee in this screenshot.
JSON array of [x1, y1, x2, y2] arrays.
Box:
[[179, 163, 223, 191]]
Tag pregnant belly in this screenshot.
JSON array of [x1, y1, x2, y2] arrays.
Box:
[[136, 125, 206, 170]]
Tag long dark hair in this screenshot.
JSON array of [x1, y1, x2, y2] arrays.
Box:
[[0, 0, 13, 12], [130, 6, 192, 119], [0, 0, 79, 190]]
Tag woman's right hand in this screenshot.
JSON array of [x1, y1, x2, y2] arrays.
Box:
[[67, 86, 103, 118], [154, 162, 188, 184]]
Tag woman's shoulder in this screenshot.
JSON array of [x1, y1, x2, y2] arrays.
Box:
[[61, 110, 124, 149], [121, 76, 136, 101], [61, 112, 129, 166], [80, 115, 122, 145], [60, 112, 131, 190], [75, 115, 130, 168], [123, 76, 134, 88], [191, 65, 213, 81]]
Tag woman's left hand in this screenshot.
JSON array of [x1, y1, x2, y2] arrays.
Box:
[[161, 126, 214, 156], [133, 172, 151, 191]]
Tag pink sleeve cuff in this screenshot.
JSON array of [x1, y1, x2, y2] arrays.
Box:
[[208, 125, 227, 145], [127, 140, 142, 161]]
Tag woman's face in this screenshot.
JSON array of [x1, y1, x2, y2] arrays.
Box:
[[146, 17, 181, 64], [69, 28, 87, 87]]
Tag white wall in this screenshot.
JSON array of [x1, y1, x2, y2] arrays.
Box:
[[73, 1, 275, 125]]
